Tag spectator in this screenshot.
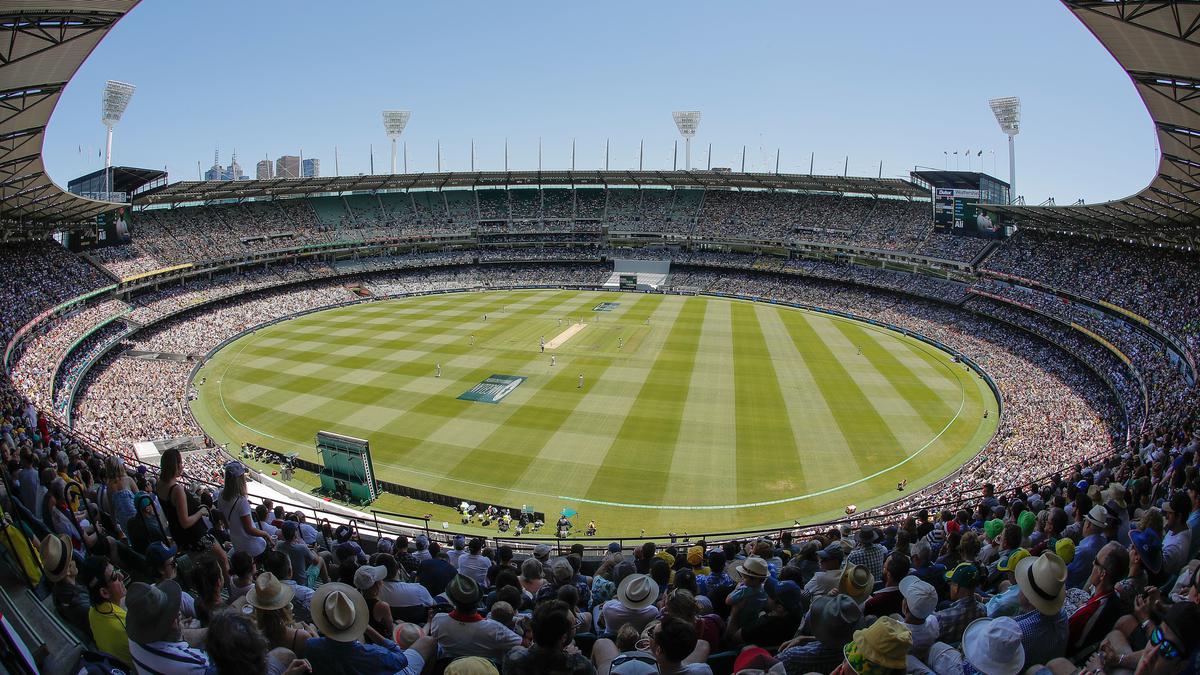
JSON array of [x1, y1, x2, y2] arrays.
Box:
[[205, 609, 309, 675], [352, 564, 395, 643], [457, 537, 492, 587], [1162, 492, 1193, 576], [776, 594, 861, 673], [246, 572, 314, 657], [125, 580, 209, 674], [41, 533, 90, 638], [934, 563, 985, 644], [81, 555, 132, 667], [429, 574, 521, 660], [1067, 505, 1110, 590], [1013, 553, 1070, 668], [834, 616, 911, 675], [923, 616, 1025, 675], [1067, 541, 1129, 656], [848, 525, 888, 581], [305, 582, 433, 675], [601, 573, 660, 636], [898, 575, 939, 659], [417, 542, 457, 597], [865, 551, 909, 619], [503, 599, 594, 674], [264, 550, 314, 623]]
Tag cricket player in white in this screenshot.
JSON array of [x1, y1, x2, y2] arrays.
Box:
[[436, 363, 441, 377], [577, 373, 584, 389]]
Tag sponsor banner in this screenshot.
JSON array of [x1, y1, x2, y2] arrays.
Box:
[[458, 374, 526, 404], [593, 302, 620, 312]]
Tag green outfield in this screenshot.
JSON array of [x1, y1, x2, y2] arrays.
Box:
[[190, 289, 999, 536]]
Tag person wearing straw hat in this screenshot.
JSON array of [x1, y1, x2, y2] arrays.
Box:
[[304, 581, 432, 675], [429, 574, 521, 660], [601, 573, 661, 636], [1012, 552, 1069, 669], [924, 616, 1025, 675], [777, 594, 862, 674], [125, 580, 210, 674], [726, 556, 771, 644], [41, 533, 90, 638], [833, 615, 911, 675], [838, 564, 875, 608], [246, 571, 315, 657]]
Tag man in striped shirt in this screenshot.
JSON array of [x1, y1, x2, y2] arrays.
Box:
[[125, 580, 209, 675]]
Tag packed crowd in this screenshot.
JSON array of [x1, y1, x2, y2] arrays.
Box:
[[9, 299, 131, 410], [8, 395, 1200, 675], [984, 230, 1200, 357], [93, 187, 983, 279]]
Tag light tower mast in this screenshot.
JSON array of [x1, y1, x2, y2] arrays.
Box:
[[672, 111, 701, 171], [101, 80, 135, 194], [382, 110, 411, 174], [988, 97, 1021, 203]]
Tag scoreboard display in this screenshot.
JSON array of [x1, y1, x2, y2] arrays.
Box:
[[932, 188, 1001, 239], [619, 274, 637, 290]]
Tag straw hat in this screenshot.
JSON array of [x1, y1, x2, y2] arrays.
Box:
[[736, 556, 770, 580], [40, 534, 73, 583], [246, 572, 294, 611], [616, 574, 659, 610], [310, 582, 369, 642], [838, 564, 874, 604], [1014, 552, 1067, 616]]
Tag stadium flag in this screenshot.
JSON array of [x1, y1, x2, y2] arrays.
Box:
[[977, 150, 983, 156], [965, 149, 970, 155], [953, 151, 958, 155]]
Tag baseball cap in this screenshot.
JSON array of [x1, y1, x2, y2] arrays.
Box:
[[607, 542, 622, 554], [997, 548, 1030, 573], [817, 542, 845, 562], [353, 564, 388, 591], [146, 542, 177, 570], [945, 562, 980, 587], [899, 576, 937, 620]]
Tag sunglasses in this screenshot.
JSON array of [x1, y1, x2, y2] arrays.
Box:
[[1150, 627, 1185, 661]]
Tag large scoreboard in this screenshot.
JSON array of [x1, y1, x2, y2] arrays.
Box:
[[933, 188, 1000, 237], [913, 171, 1011, 240]]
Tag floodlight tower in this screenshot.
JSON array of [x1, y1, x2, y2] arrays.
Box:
[[988, 96, 1020, 203], [101, 80, 135, 194], [672, 111, 701, 170], [382, 110, 411, 174]]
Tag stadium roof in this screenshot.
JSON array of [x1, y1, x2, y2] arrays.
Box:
[[0, 1, 137, 240], [131, 170, 928, 206], [985, 1, 1200, 246]]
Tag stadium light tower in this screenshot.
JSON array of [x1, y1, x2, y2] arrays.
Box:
[[382, 110, 411, 174], [101, 80, 135, 194], [672, 111, 701, 170], [988, 96, 1020, 203]]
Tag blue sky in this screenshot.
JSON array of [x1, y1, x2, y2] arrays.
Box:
[[44, 1, 1157, 204]]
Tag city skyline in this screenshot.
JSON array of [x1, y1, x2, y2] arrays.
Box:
[[43, 1, 1156, 205]]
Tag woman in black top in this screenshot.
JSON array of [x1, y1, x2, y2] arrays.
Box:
[[155, 448, 227, 570]]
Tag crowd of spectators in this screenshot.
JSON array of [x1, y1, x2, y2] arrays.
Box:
[[3, 216, 1200, 672], [6, 391, 1200, 675], [985, 230, 1200, 357]]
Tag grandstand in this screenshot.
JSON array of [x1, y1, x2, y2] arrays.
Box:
[[0, 1, 1197, 674]]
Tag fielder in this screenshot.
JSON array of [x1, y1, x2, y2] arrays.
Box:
[[550, 355, 556, 367], [436, 363, 441, 378], [577, 373, 584, 389]]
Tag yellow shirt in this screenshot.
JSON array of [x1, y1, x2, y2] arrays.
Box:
[[89, 602, 132, 666]]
